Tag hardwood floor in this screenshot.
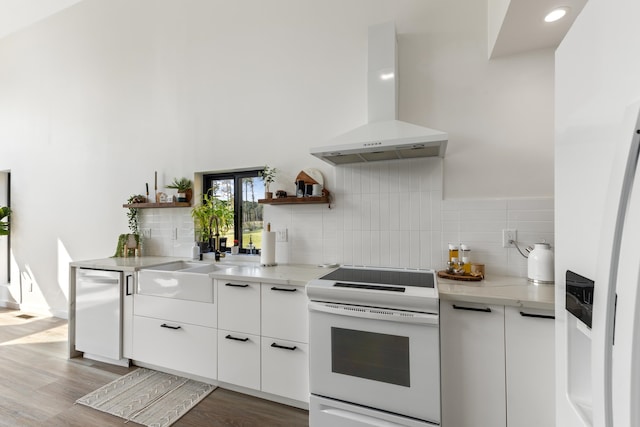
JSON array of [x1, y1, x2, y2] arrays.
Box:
[[0, 308, 309, 426]]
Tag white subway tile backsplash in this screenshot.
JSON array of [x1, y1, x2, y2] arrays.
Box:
[[507, 198, 554, 211], [141, 159, 553, 280]]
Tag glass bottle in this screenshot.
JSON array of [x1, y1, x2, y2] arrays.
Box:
[[448, 243, 459, 263], [460, 244, 471, 274]]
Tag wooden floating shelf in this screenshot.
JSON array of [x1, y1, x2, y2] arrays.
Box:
[[123, 202, 191, 208], [258, 196, 329, 205]]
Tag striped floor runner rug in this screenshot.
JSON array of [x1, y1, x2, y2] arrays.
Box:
[[76, 368, 215, 427]]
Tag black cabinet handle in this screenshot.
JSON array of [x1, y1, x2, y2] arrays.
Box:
[[452, 304, 492, 313], [225, 283, 249, 288], [160, 323, 181, 330], [520, 311, 555, 320], [271, 287, 297, 292], [125, 275, 132, 296], [271, 342, 297, 351], [225, 334, 249, 342]]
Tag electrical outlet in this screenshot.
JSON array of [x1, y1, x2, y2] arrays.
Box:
[[502, 229, 517, 248], [276, 228, 288, 242]]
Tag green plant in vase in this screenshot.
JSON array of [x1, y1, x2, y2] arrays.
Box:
[[166, 177, 193, 203], [113, 195, 144, 257], [259, 166, 277, 198], [191, 187, 233, 253]]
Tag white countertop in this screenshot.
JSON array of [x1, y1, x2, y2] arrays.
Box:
[[69, 256, 554, 309], [70, 256, 183, 271], [437, 274, 555, 310], [69, 256, 334, 285]]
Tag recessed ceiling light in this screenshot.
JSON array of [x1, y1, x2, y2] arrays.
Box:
[[544, 7, 569, 23]]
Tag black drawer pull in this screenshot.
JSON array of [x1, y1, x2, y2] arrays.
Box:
[[452, 304, 491, 313], [271, 287, 297, 292], [520, 311, 555, 320], [271, 342, 297, 351], [225, 334, 249, 342], [160, 323, 181, 330], [225, 283, 249, 288]]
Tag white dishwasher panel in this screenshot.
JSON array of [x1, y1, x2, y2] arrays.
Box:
[[75, 268, 122, 361]]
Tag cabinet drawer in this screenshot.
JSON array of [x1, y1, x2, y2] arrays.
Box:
[[217, 280, 260, 335], [134, 294, 216, 328], [261, 338, 309, 403], [217, 329, 260, 390], [261, 284, 308, 343], [132, 315, 217, 379]]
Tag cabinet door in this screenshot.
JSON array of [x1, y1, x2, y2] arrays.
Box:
[[261, 284, 308, 343], [133, 315, 217, 379], [440, 300, 506, 427], [218, 280, 260, 335], [505, 306, 555, 427], [217, 329, 260, 390], [261, 338, 309, 403], [122, 273, 135, 359]]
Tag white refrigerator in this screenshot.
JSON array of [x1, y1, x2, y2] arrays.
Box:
[[556, 0, 640, 425]]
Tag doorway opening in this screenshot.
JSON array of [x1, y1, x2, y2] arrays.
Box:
[[0, 171, 10, 284]]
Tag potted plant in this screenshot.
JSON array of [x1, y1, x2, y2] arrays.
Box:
[[113, 195, 144, 257], [166, 177, 193, 203], [191, 188, 233, 252], [259, 166, 277, 199], [0, 206, 10, 236]]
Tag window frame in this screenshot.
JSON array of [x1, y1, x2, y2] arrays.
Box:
[[203, 169, 263, 253]]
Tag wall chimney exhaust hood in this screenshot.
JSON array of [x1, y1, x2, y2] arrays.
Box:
[[310, 22, 448, 166]]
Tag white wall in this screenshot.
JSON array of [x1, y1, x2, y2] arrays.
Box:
[[0, 0, 554, 316]]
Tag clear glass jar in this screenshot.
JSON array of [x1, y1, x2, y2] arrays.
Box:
[[460, 244, 471, 274], [448, 243, 459, 263]]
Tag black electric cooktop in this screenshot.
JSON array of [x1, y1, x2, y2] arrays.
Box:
[[319, 267, 435, 288]]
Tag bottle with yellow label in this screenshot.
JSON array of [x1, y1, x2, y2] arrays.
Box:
[[448, 243, 459, 263]]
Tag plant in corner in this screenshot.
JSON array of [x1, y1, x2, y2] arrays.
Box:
[[259, 166, 277, 199], [0, 206, 11, 236], [166, 177, 193, 203]]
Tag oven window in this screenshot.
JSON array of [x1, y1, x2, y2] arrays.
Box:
[[331, 327, 410, 387]]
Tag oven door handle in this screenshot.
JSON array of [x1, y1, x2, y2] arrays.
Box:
[[308, 301, 439, 326]]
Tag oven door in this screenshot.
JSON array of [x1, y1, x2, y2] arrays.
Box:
[[309, 301, 440, 424]]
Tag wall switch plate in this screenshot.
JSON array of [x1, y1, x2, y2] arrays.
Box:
[[276, 228, 288, 242], [502, 229, 517, 248], [141, 228, 151, 238], [172, 228, 178, 240]]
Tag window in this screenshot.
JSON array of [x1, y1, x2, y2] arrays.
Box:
[[203, 170, 265, 253]]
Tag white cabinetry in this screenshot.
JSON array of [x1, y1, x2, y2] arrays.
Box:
[[122, 273, 135, 359], [218, 280, 260, 335], [218, 330, 261, 390], [505, 306, 555, 427], [440, 300, 506, 427], [262, 284, 308, 343], [216, 280, 309, 404], [440, 300, 555, 427], [133, 293, 217, 379], [217, 279, 261, 388], [261, 284, 309, 401]]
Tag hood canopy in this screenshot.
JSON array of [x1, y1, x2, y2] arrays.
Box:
[[310, 22, 448, 166]]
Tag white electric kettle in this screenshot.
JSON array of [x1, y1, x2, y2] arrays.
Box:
[[527, 242, 554, 284]]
